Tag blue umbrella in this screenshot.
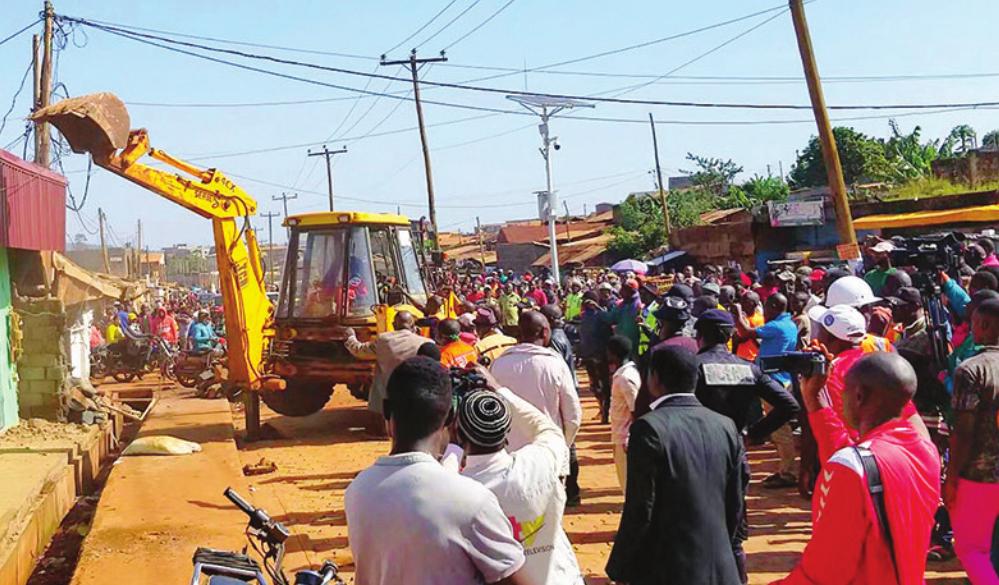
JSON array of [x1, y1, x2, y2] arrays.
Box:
[[611, 259, 648, 274]]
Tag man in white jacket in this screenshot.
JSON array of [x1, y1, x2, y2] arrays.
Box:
[[490, 311, 583, 496], [456, 366, 584, 585]]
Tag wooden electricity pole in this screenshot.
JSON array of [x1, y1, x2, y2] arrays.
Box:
[[381, 50, 448, 249], [260, 211, 280, 288], [789, 0, 856, 245], [648, 113, 670, 238], [476, 216, 485, 268], [136, 219, 143, 278], [98, 208, 111, 273], [35, 1, 54, 167], [307, 145, 347, 211]]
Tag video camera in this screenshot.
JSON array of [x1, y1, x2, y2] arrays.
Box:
[[886, 232, 964, 292], [449, 366, 490, 402], [759, 351, 828, 378]]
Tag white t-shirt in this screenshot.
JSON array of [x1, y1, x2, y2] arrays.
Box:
[[610, 361, 641, 447], [345, 452, 525, 585], [462, 388, 584, 585]]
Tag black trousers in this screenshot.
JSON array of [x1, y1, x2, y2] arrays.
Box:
[[583, 358, 610, 421], [566, 444, 580, 502]]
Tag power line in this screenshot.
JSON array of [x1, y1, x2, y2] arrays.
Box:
[[64, 15, 999, 112], [0, 18, 41, 47], [443, 0, 518, 51], [0, 59, 33, 138], [82, 16, 377, 60], [384, 0, 460, 55], [601, 9, 788, 99], [415, 0, 483, 49]]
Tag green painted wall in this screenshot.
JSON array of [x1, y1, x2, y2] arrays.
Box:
[[0, 248, 16, 431]]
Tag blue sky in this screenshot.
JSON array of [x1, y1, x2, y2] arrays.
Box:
[[3, 0, 999, 247]]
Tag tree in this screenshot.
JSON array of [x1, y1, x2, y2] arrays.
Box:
[[788, 126, 894, 188], [682, 153, 743, 196], [982, 130, 999, 151], [883, 121, 941, 182], [725, 175, 789, 208], [945, 124, 978, 155]]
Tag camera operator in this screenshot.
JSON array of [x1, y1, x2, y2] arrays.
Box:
[[344, 357, 528, 585], [773, 352, 941, 585], [864, 240, 898, 297], [692, 309, 799, 583], [454, 366, 584, 585]]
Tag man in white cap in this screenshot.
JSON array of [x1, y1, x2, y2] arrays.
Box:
[[863, 240, 897, 297], [813, 305, 925, 444]]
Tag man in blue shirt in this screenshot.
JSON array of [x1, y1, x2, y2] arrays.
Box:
[[733, 292, 800, 488], [189, 311, 217, 353]]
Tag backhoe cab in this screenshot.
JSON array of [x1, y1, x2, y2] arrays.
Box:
[[265, 212, 427, 415]]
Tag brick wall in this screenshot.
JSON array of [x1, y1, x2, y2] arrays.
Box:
[[16, 298, 67, 420], [931, 150, 999, 186]]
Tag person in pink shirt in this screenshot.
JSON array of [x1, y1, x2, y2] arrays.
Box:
[[979, 237, 999, 267]]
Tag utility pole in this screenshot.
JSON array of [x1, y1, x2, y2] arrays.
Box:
[[307, 145, 347, 211], [136, 219, 142, 278], [34, 1, 54, 167], [508, 95, 594, 284], [563, 201, 572, 242], [789, 0, 856, 245], [779, 160, 785, 182], [381, 50, 448, 249], [648, 113, 671, 239], [476, 216, 485, 269], [98, 208, 110, 273], [260, 211, 280, 288], [272, 192, 298, 236]]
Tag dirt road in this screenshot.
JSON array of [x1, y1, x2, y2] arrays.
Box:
[[232, 387, 966, 585]]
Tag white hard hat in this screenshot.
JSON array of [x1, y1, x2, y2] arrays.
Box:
[[815, 305, 867, 342], [826, 276, 880, 308]]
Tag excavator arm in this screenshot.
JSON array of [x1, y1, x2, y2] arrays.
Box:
[[33, 93, 275, 412]]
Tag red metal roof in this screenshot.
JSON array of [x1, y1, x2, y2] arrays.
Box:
[[0, 149, 66, 251], [497, 220, 609, 244]]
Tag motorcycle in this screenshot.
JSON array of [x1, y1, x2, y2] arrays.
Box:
[[89, 345, 109, 384], [173, 339, 227, 398], [105, 336, 174, 383], [192, 488, 343, 585]]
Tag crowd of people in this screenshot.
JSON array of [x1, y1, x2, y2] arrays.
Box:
[[339, 230, 999, 585], [88, 292, 225, 358]]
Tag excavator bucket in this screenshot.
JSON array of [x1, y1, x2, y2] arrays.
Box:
[[30, 92, 130, 158]]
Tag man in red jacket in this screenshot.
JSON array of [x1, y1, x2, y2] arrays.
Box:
[[773, 351, 940, 585]]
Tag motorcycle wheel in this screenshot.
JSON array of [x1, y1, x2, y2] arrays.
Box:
[[111, 371, 136, 383], [176, 374, 199, 388], [260, 380, 333, 417], [348, 382, 370, 401]]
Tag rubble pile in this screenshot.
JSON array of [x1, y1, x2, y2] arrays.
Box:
[[64, 378, 141, 426]]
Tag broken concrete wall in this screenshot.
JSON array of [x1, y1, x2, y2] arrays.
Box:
[[15, 298, 67, 421]]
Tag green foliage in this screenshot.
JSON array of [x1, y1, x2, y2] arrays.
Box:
[[883, 121, 942, 182], [724, 175, 789, 208], [789, 127, 895, 188], [166, 254, 211, 276], [945, 124, 978, 155], [886, 176, 999, 200], [682, 153, 743, 195], [982, 130, 999, 151], [607, 193, 666, 260]]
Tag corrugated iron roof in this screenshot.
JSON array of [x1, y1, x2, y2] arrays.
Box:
[[498, 221, 609, 244], [532, 233, 613, 266], [0, 149, 66, 251]]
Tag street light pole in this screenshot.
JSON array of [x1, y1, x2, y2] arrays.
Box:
[[507, 95, 594, 285]]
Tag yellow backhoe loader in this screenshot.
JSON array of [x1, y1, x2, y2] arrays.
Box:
[[33, 93, 427, 438]]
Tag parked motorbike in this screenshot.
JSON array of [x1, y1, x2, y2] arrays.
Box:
[[89, 345, 109, 384], [191, 488, 343, 585], [105, 336, 174, 383]]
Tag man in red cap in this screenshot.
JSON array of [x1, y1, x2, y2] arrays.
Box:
[[599, 279, 643, 361]]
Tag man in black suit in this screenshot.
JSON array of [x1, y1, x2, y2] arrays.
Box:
[[606, 345, 745, 585]]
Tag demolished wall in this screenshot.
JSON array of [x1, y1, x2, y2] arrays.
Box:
[[15, 298, 67, 420]]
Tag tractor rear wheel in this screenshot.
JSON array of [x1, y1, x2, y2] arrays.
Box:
[[260, 380, 333, 417]]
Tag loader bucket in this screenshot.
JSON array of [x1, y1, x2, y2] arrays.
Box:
[[30, 92, 130, 157]]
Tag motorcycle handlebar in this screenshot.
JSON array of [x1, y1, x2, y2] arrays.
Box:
[[224, 487, 256, 517]]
